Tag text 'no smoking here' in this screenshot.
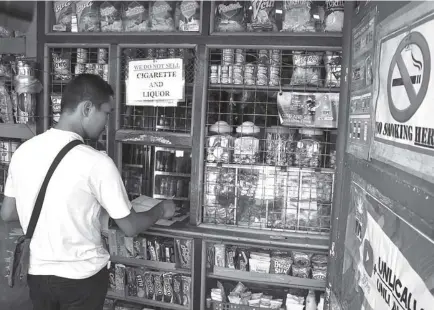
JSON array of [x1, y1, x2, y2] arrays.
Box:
[[376, 32, 434, 150]]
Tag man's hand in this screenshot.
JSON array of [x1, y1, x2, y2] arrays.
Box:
[[160, 200, 176, 219]]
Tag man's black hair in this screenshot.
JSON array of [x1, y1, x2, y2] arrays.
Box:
[[61, 74, 114, 113]]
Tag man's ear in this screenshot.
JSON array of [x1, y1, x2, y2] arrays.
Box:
[[79, 100, 93, 117]]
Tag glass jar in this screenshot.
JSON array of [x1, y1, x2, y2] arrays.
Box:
[[265, 126, 297, 166], [294, 129, 324, 168], [234, 122, 261, 164], [206, 121, 233, 163]]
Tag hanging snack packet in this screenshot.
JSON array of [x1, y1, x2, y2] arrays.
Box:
[[150, 1, 175, 32], [122, 1, 150, 32], [282, 0, 315, 32], [76, 1, 101, 32], [173, 275, 183, 305], [182, 276, 192, 306], [53, 1, 75, 32], [100, 1, 122, 32], [324, 0, 344, 32], [248, 0, 278, 32], [215, 1, 246, 32], [177, 1, 200, 32], [324, 52, 342, 87], [291, 52, 323, 87], [52, 52, 72, 81], [0, 84, 14, 124], [163, 273, 174, 303], [51, 93, 62, 126]]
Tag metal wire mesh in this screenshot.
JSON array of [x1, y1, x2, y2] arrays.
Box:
[[120, 47, 196, 133], [203, 48, 340, 233], [0, 139, 21, 198], [48, 46, 110, 151]]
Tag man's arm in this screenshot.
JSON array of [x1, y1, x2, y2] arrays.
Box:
[[1, 197, 19, 222]]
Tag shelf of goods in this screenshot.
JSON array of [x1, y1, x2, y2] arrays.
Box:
[[104, 229, 194, 310], [202, 239, 327, 310]]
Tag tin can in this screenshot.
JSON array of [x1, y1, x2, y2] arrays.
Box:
[[244, 64, 255, 85], [235, 49, 245, 64], [222, 49, 234, 66], [221, 65, 230, 84], [256, 64, 268, 86], [270, 49, 281, 65], [258, 49, 269, 64], [103, 64, 109, 81], [147, 48, 156, 59], [85, 63, 95, 74], [210, 65, 219, 84], [269, 65, 280, 86], [77, 48, 88, 64], [97, 48, 108, 64], [168, 48, 177, 58], [74, 63, 86, 75], [233, 64, 244, 85]]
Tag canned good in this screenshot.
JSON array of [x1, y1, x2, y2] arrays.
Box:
[[244, 64, 255, 85], [235, 49, 245, 64], [168, 48, 177, 58], [270, 49, 281, 65], [74, 63, 86, 75], [85, 63, 95, 74], [210, 65, 219, 84], [269, 65, 280, 86], [258, 49, 269, 64], [222, 49, 234, 66], [221, 65, 231, 84], [103, 64, 109, 81], [233, 64, 244, 85], [256, 64, 268, 86], [97, 48, 108, 64], [77, 48, 88, 64]]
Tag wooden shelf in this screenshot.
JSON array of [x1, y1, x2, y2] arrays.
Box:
[[115, 129, 191, 149], [153, 194, 189, 201], [106, 292, 189, 310], [0, 123, 36, 140], [154, 171, 191, 177], [208, 267, 326, 291], [110, 256, 191, 275], [0, 37, 26, 54], [208, 84, 341, 93]]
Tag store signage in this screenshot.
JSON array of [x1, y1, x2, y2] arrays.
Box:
[[126, 58, 184, 107], [371, 3, 434, 182]]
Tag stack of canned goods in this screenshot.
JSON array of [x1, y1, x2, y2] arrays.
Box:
[[75, 48, 109, 81]]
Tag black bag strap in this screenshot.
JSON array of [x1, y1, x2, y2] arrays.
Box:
[[25, 140, 83, 239]]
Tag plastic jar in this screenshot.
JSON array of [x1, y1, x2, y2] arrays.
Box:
[[206, 121, 233, 163], [294, 129, 324, 168], [265, 126, 297, 166], [234, 122, 261, 164]]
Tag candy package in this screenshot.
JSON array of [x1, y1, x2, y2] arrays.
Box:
[[135, 269, 146, 298], [292, 265, 311, 278], [311, 254, 328, 265], [282, 0, 315, 32], [51, 93, 62, 126], [214, 244, 226, 267], [108, 264, 116, 292], [150, 1, 175, 32], [247, 0, 278, 32], [236, 248, 249, 271], [173, 275, 183, 305], [76, 1, 101, 32], [215, 1, 246, 32], [176, 239, 192, 269], [100, 1, 122, 32], [324, 52, 342, 87], [53, 1, 75, 32], [153, 273, 164, 302], [133, 236, 147, 259], [52, 52, 72, 81], [114, 264, 126, 293], [324, 0, 344, 32], [292, 251, 312, 266], [122, 1, 150, 32], [176, 1, 200, 32], [126, 267, 137, 296], [270, 251, 292, 274], [226, 245, 237, 269], [182, 276, 191, 306], [291, 52, 323, 87], [163, 273, 174, 303], [124, 237, 135, 258], [143, 271, 155, 299], [0, 84, 13, 124]]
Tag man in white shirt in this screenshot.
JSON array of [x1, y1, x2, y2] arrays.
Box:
[[1, 74, 175, 310]]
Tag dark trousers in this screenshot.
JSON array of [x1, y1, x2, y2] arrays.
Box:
[[27, 267, 109, 310]]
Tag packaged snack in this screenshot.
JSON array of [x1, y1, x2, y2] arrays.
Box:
[[49, 93, 62, 124], [154, 239, 162, 261], [292, 251, 312, 266], [133, 236, 147, 259], [150, 1, 175, 32], [217, 281, 227, 302], [124, 237, 135, 258], [53, 1, 75, 32], [207, 245, 215, 269], [291, 52, 323, 87], [251, 292, 263, 300], [163, 240, 175, 263], [114, 264, 126, 293], [108, 264, 116, 291], [103, 298, 115, 310], [214, 244, 226, 267], [324, 0, 344, 32], [176, 239, 192, 269], [249, 258, 270, 273], [226, 245, 237, 269], [240, 291, 252, 304], [52, 52, 72, 81], [0, 84, 14, 124], [248, 0, 278, 32], [126, 267, 137, 296], [228, 293, 241, 304], [232, 282, 247, 294], [182, 276, 191, 306], [0, 26, 13, 38], [143, 271, 155, 299], [100, 1, 122, 32], [311, 254, 328, 265], [0, 57, 12, 78], [176, 1, 200, 32], [312, 266, 327, 280], [122, 1, 150, 32], [248, 299, 260, 306], [236, 248, 249, 271], [215, 1, 246, 32], [116, 230, 127, 257], [173, 275, 183, 305], [76, 1, 101, 32], [292, 265, 311, 278], [282, 0, 315, 32], [147, 239, 158, 261], [163, 273, 174, 303], [270, 251, 292, 274], [153, 273, 164, 302], [270, 299, 283, 309], [135, 268, 146, 298], [211, 288, 224, 302], [324, 52, 342, 87]]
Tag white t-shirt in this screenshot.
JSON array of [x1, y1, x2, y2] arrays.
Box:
[[5, 129, 132, 279]]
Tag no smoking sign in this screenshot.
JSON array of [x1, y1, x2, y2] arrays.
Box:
[[387, 32, 431, 123]]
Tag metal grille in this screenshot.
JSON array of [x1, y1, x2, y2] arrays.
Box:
[[203, 48, 340, 233], [48, 46, 110, 151], [120, 47, 196, 133], [0, 139, 21, 198]]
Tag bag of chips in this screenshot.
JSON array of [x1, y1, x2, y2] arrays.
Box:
[[0, 26, 13, 38], [122, 1, 150, 32], [53, 1, 75, 32], [324, 52, 342, 87], [215, 1, 246, 32], [52, 52, 72, 81], [176, 0, 200, 32], [282, 0, 315, 32], [0, 84, 13, 124], [248, 0, 278, 32], [291, 52, 323, 87], [324, 0, 344, 32], [100, 1, 122, 32], [150, 1, 175, 32], [76, 1, 101, 32]]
